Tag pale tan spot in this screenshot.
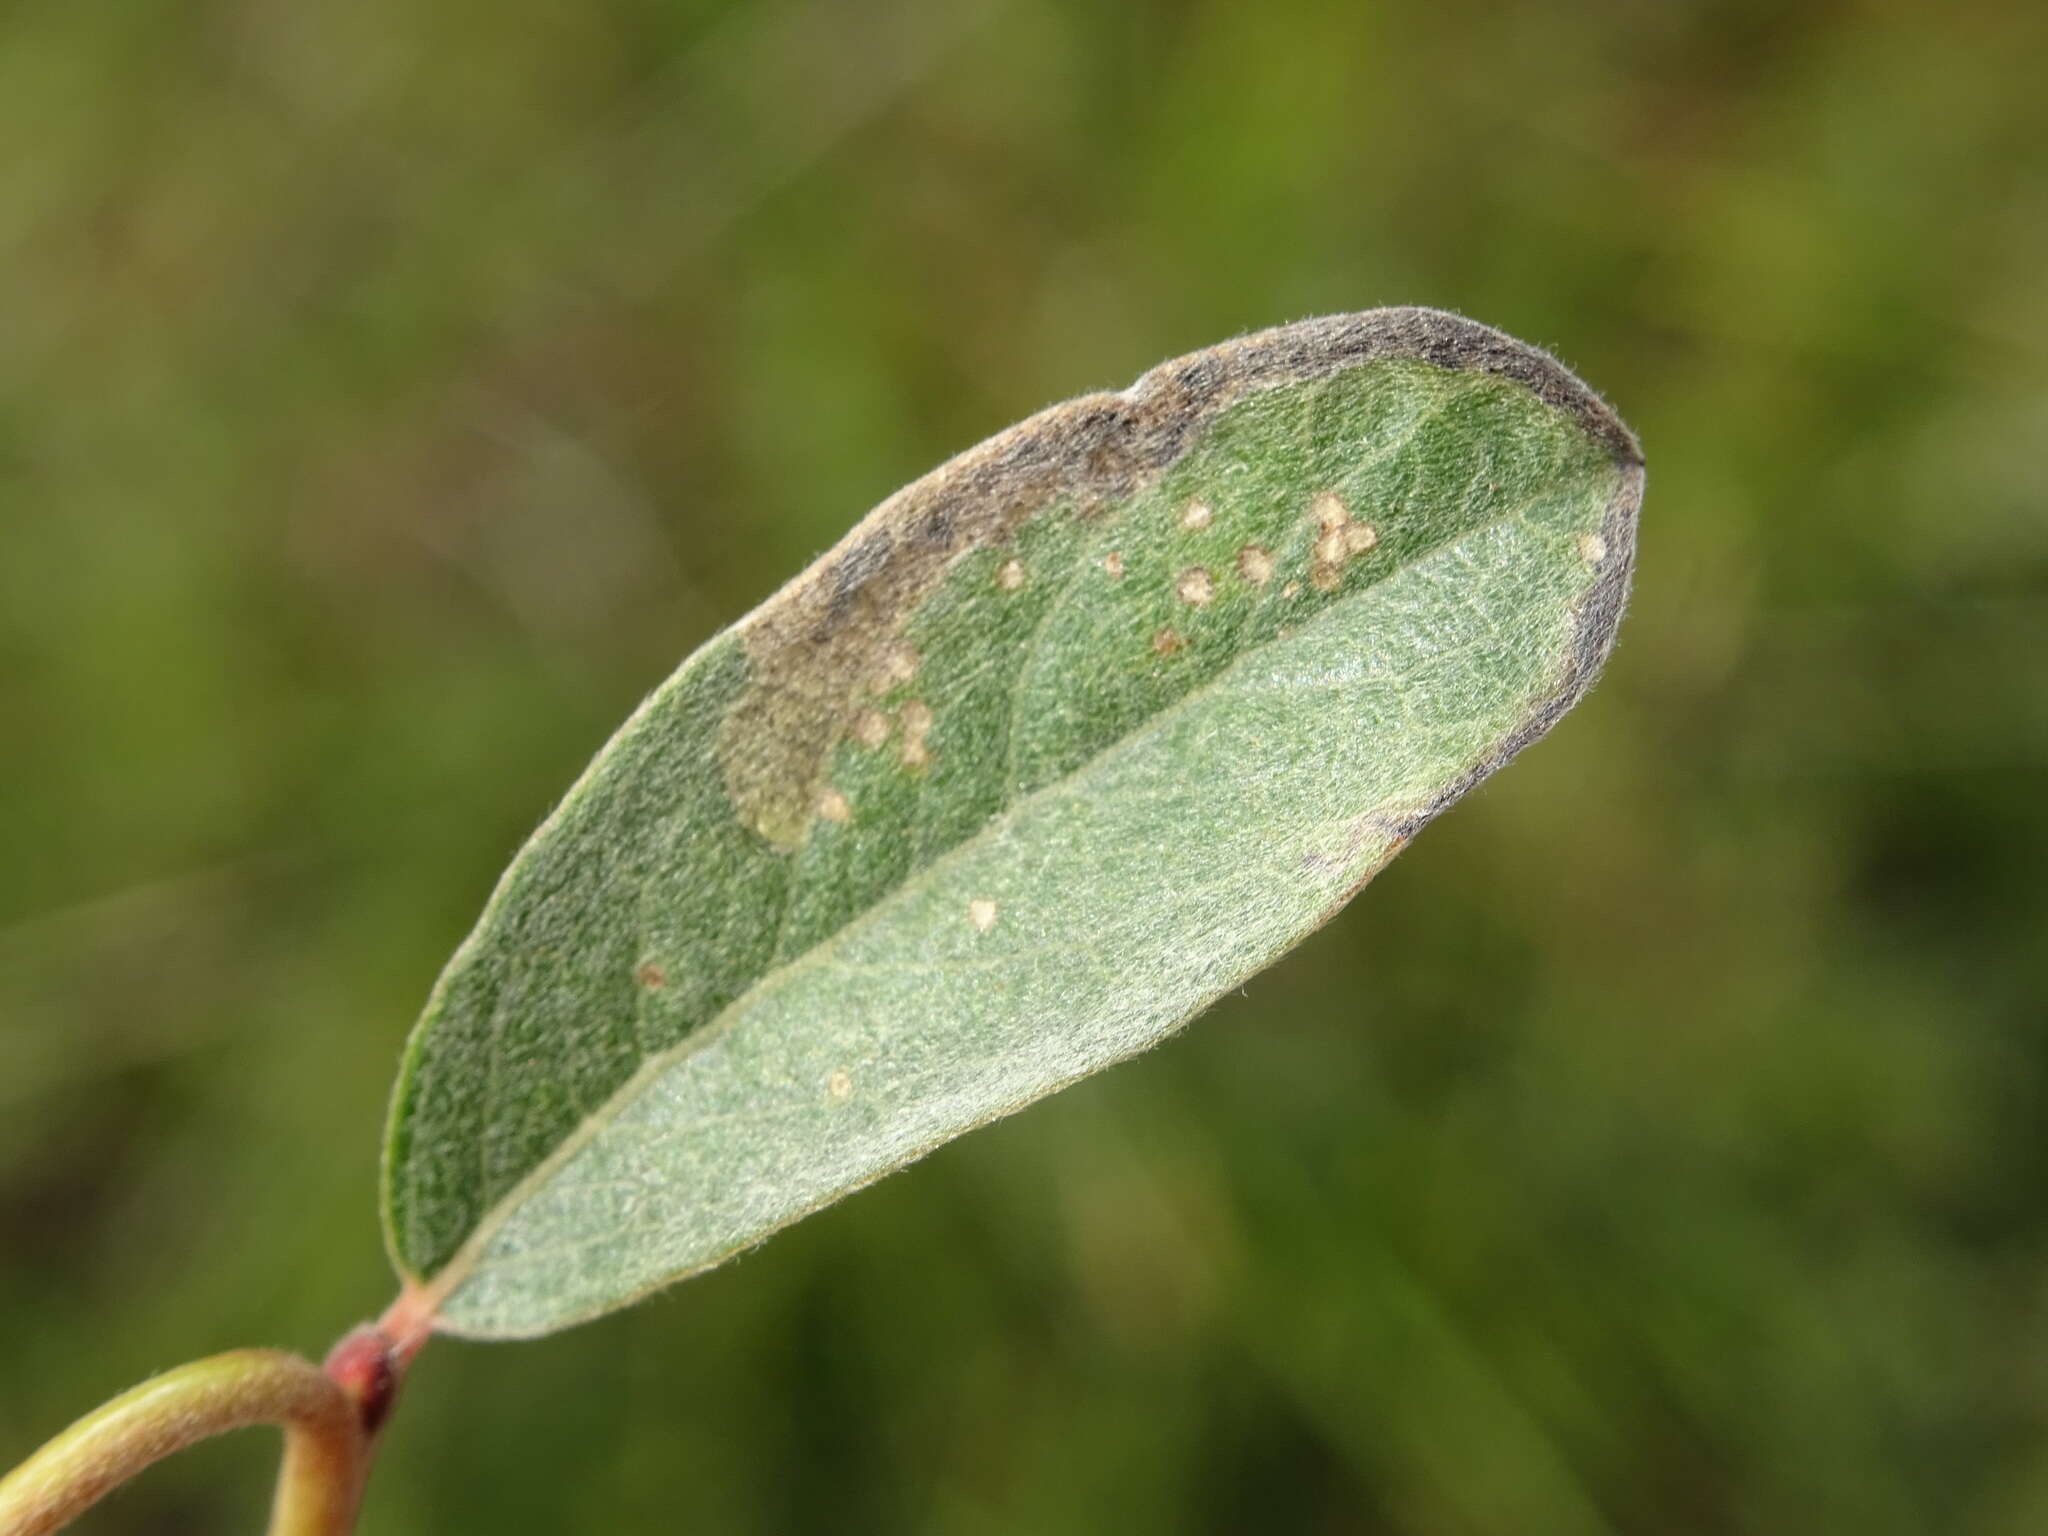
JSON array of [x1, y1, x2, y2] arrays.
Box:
[[968, 898, 999, 933], [636, 961, 667, 990], [818, 788, 852, 824], [899, 698, 934, 771], [852, 709, 890, 749], [1179, 499, 1213, 532], [1152, 627, 1184, 656], [1282, 581, 1301, 598], [872, 642, 920, 691], [826, 1068, 854, 1101], [1309, 491, 1376, 586], [1237, 545, 1274, 586], [1577, 531, 1608, 564], [998, 558, 1026, 592], [1176, 566, 1215, 607], [1103, 550, 1125, 579]]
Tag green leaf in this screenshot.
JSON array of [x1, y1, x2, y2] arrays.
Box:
[[381, 308, 1643, 1338]]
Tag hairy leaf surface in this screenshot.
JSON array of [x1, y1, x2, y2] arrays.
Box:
[[382, 308, 1644, 1338]]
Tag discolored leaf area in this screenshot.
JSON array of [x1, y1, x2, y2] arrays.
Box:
[[382, 308, 1643, 1338]]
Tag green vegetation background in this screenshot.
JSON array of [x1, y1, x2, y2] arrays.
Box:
[[3, 2, 2044, 1531]]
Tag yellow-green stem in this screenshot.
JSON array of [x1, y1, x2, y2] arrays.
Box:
[[0, 1350, 367, 1536]]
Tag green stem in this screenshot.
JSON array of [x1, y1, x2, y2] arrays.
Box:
[[0, 1349, 367, 1536]]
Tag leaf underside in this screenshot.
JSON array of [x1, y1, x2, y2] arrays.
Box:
[[381, 307, 1644, 1338]]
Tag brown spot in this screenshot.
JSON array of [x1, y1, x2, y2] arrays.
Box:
[[826, 1068, 853, 1101], [1311, 564, 1342, 592], [636, 961, 667, 989], [818, 788, 852, 823], [968, 898, 999, 933], [1103, 550, 1125, 579], [1344, 521, 1379, 555], [1152, 627, 1184, 656], [901, 739, 931, 770], [998, 558, 1026, 591], [1176, 567, 1215, 606], [1237, 545, 1274, 586], [1179, 499, 1213, 531], [1312, 490, 1350, 532], [1577, 531, 1608, 564], [1282, 581, 1301, 598], [852, 709, 891, 749], [1313, 528, 1349, 566]]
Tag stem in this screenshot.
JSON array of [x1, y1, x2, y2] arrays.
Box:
[[0, 1349, 368, 1536]]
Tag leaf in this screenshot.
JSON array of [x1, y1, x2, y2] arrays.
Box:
[[381, 307, 1644, 1338]]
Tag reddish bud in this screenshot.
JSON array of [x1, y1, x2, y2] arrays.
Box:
[[322, 1324, 399, 1436]]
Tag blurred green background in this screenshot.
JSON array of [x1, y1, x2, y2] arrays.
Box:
[[3, 1, 2046, 1531]]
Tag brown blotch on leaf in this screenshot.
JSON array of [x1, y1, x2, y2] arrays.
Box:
[[1237, 545, 1274, 586], [968, 898, 999, 933], [715, 306, 1643, 849], [1152, 627, 1185, 656], [826, 1068, 854, 1101], [1312, 490, 1350, 532], [1103, 551, 1125, 579], [998, 558, 1026, 592], [1179, 499, 1213, 531], [1311, 564, 1342, 593], [636, 961, 667, 990], [1176, 567, 1215, 606], [1577, 531, 1608, 564], [1282, 580, 1302, 598], [818, 788, 852, 823]]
